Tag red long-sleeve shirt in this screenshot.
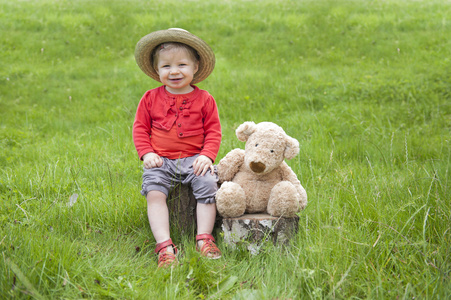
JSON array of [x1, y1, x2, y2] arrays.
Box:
[[132, 85, 222, 162]]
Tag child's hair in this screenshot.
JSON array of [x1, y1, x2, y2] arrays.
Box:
[[152, 42, 200, 70]]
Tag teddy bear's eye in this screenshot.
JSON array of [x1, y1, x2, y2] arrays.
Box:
[[255, 144, 259, 147], [270, 150, 274, 153]]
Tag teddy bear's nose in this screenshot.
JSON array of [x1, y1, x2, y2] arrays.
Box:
[[250, 161, 266, 173]]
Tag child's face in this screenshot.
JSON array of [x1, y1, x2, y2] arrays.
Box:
[[156, 48, 199, 94]]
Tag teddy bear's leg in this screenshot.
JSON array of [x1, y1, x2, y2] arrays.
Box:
[[267, 181, 301, 217], [215, 182, 246, 218]]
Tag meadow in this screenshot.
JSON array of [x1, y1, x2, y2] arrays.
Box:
[[1, 0, 450, 298]]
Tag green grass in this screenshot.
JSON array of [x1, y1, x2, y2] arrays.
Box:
[[1, 0, 450, 298]]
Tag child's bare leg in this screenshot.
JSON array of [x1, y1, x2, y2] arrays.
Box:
[[196, 203, 217, 247], [146, 190, 174, 253]]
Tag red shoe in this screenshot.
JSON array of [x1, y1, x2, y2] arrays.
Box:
[[196, 234, 222, 259], [155, 239, 178, 268]]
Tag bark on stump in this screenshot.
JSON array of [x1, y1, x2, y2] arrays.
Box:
[[221, 213, 299, 254], [166, 184, 222, 237], [167, 184, 197, 236]]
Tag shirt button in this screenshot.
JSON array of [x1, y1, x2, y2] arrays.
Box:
[[183, 100, 187, 104], [179, 133, 183, 136], [178, 123, 181, 127], [179, 107, 183, 110]]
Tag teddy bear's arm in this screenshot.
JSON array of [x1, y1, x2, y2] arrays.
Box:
[[217, 148, 245, 183], [279, 162, 308, 208]]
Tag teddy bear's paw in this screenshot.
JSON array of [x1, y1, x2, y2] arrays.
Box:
[[217, 149, 245, 182], [215, 182, 246, 218], [267, 181, 301, 217]]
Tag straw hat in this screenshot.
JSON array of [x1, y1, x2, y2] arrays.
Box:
[[135, 28, 215, 84]]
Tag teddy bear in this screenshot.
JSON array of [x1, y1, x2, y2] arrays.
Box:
[[215, 121, 307, 218]]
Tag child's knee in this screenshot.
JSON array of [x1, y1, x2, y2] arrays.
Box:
[[191, 173, 218, 203], [195, 173, 218, 190], [146, 190, 167, 203]]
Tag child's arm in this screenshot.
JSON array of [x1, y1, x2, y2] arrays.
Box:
[[199, 95, 221, 162], [132, 91, 155, 160]]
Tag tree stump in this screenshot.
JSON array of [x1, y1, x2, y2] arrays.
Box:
[[166, 184, 223, 237], [166, 183, 197, 236], [221, 213, 299, 254]]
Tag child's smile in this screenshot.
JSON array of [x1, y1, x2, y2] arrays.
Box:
[[156, 48, 199, 94]]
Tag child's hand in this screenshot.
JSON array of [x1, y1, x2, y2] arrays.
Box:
[[193, 155, 214, 176], [142, 152, 163, 169]]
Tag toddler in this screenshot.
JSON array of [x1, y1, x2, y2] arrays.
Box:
[[133, 28, 221, 267]]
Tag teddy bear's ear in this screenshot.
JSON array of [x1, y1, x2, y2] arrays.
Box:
[[284, 136, 300, 160], [236, 121, 257, 142]]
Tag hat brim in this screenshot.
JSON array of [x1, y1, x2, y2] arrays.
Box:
[[134, 29, 215, 84]]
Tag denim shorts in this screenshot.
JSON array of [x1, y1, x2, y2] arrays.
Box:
[[141, 154, 218, 204]]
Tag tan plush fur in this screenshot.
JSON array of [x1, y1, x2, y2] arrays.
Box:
[[216, 121, 307, 218]]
